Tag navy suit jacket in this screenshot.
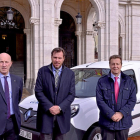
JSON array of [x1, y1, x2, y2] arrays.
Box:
[[0, 74, 23, 135], [35, 64, 75, 134], [96, 71, 136, 130]]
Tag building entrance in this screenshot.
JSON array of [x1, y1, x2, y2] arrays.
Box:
[[59, 11, 77, 68], [0, 7, 26, 81]]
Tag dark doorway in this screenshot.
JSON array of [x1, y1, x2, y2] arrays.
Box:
[[59, 11, 77, 68], [0, 7, 26, 82]]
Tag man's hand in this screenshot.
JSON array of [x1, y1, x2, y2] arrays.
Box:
[[111, 113, 117, 121], [111, 112, 123, 122], [114, 112, 123, 122], [49, 105, 60, 115]]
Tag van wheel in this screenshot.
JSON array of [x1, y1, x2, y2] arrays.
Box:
[[86, 127, 102, 140]]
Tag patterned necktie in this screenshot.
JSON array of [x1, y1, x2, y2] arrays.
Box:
[[55, 70, 59, 88], [114, 77, 119, 103], [4, 76, 11, 118]]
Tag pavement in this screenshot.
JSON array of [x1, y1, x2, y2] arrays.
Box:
[[21, 87, 32, 101], [21, 87, 140, 140]]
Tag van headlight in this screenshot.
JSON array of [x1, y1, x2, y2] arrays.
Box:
[[71, 104, 79, 118]]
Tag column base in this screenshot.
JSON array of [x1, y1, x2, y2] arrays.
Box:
[[25, 78, 35, 94]]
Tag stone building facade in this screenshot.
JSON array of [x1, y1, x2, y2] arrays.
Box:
[[0, 0, 140, 90]]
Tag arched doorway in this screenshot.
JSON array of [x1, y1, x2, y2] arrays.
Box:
[[59, 11, 77, 68], [0, 7, 26, 81]]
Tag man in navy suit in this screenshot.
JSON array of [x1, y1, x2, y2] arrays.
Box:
[[0, 53, 23, 140], [35, 47, 75, 140], [96, 55, 136, 140]]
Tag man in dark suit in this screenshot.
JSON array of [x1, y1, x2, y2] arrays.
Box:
[[96, 55, 136, 140], [35, 47, 75, 140], [0, 53, 23, 140]]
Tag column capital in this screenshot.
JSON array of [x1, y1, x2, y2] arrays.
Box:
[[75, 31, 82, 36], [93, 21, 105, 29], [30, 17, 39, 24], [86, 30, 93, 35], [120, 33, 125, 38], [54, 18, 62, 26], [24, 29, 31, 34], [97, 21, 105, 29], [93, 31, 98, 37]]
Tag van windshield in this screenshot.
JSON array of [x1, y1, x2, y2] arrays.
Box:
[[72, 68, 110, 98]]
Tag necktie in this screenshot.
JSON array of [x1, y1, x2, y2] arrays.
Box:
[[114, 77, 119, 103], [4, 76, 10, 118], [55, 70, 59, 88]]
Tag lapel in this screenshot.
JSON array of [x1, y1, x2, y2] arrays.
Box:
[[10, 74, 17, 104], [0, 80, 7, 104], [59, 69, 67, 91], [119, 78, 125, 94]]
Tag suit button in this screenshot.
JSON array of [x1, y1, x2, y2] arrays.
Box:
[[5, 112, 7, 114]]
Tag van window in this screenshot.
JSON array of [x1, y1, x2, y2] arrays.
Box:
[[72, 68, 110, 97], [123, 69, 137, 92]]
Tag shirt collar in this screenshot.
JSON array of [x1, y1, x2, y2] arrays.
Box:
[[0, 73, 10, 78], [111, 72, 121, 80], [52, 65, 62, 72]]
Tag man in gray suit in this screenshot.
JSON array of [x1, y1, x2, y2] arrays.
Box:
[[0, 53, 23, 140]]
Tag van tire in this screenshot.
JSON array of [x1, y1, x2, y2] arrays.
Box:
[[86, 126, 102, 140]]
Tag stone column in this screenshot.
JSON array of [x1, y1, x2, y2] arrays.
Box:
[[30, 17, 40, 85], [24, 28, 31, 88], [97, 21, 106, 61], [105, 0, 119, 58], [54, 18, 62, 48], [125, 3, 132, 60], [75, 30, 82, 65], [120, 33, 125, 60], [86, 30, 94, 63], [131, 4, 140, 60]]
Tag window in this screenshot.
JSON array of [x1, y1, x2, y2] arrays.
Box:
[[123, 69, 137, 92], [72, 68, 110, 97]]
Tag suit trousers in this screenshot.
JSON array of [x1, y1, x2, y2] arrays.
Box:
[[101, 127, 129, 140], [40, 120, 66, 140], [0, 115, 19, 140]]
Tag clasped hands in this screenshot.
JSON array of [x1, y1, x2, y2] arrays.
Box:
[[49, 105, 60, 115], [111, 112, 123, 122]]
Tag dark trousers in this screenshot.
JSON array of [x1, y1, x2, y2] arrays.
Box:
[[0, 115, 19, 140], [101, 127, 129, 140], [40, 121, 66, 140]]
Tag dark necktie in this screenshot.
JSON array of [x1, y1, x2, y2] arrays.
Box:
[[55, 70, 59, 88], [4, 76, 10, 118], [114, 77, 119, 103]]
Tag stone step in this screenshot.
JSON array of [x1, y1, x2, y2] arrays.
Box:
[[10, 61, 24, 80]]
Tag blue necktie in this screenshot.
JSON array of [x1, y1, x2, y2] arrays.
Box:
[[4, 76, 10, 119]]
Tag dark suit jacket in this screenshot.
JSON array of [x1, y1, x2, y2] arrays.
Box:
[[0, 74, 23, 135], [96, 71, 136, 130], [35, 64, 75, 134]]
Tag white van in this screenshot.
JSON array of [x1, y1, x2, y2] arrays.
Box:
[[19, 61, 140, 140]]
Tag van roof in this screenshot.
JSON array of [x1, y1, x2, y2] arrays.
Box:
[[71, 61, 140, 69]]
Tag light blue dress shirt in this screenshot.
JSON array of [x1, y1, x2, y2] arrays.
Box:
[[111, 72, 121, 87], [52, 65, 62, 77], [0, 73, 14, 115]]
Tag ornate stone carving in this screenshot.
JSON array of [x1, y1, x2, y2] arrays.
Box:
[[93, 21, 105, 29], [120, 33, 125, 38], [93, 31, 98, 37], [97, 21, 105, 28], [54, 18, 62, 26], [86, 30, 93, 35], [30, 17, 39, 24], [24, 29, 31, 34], [75, 31, 82, 36]]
